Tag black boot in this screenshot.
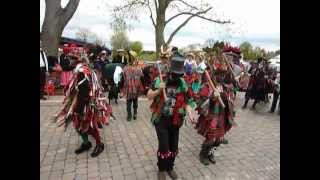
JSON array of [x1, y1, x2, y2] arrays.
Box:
[[251, 100, 257, 110], [91, 143, 105, 157], [133, 99, 138, 120], [127, 100, 132, 121], [199, 144, 210, 166], [242, 99, 249, 109], [133, 109, 137, 120], [127, 115, 132, 121], [75, 142, 92, 154], [221, 138, 228, 144], [207, 147, 216, 164]]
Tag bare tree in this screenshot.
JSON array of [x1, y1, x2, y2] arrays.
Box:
[[94, 38, 105, 46], [110, 17, 130, 51], [41, 0, 80, 57], [76, 27, 105, 46], [113, 0, 230, 58], [75, 27, 91, 42]]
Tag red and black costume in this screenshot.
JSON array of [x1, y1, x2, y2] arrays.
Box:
[[243, 58, 269, 109], [55, 57, 112, 157], [148, 55, 196, 179], [120, 51, 145, 121], [190, 50, 238, 166]]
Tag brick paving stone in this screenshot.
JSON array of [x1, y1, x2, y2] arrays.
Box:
[[135, 168, 147, 179], [52, 161, 65, 171], [41, 94, 280, 180], [112, 173, 125, 180], [40, 172, 50, 180], [123, 167, 135, 176], [40, 165, 52, 173], [100, 171, 112, 178], [49, 170, 63, 180], [124, 173, 137, 180], [88, 171, 99, 179], [61, 172, 75, 180], [75, 167, 87, 175]]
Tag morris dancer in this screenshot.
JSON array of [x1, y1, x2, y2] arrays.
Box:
[[242, 57, 268, 109], [55, 53, 112, 158], [147, 54, 197, 180], [193, 53, 237, 165], [120, 50, 144, 121]]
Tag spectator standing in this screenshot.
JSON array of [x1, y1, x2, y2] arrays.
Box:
[[113, 49, 128, 66], [60, 46, 74, 92], [94, 50, 109, 91], [40, 41, 49, 100], [120, 50, 144, 121]]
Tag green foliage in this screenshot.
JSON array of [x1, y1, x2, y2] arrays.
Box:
[[201, 39, 280, 62], [239, 41, 253, 60], [139, 52, 157, 61], [239, 41, 273, 61], [202, 40, 225, 55], [130, 41, 143, 55], [110, 17, 130, 50], [110, 31, 130, 50]]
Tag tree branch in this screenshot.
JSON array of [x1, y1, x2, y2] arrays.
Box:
[[165, 11, 192, 25], [147, 0, 156, 27], [165, 7, 231, 25], [60, 0, 80, 27], [194, 14, 231, 24], [114, 0, 146, 13], [165, 7, 230, 46], [174, 0, 199, 11], [154, 0, 158, 12]]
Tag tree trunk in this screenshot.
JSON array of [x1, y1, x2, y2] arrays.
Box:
[[155, 25, 165, 59], [41, 0, 80, 57], [155, 7, 166, 59], [41, 17, 63, 57]]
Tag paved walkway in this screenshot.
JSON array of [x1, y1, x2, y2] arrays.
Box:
[[40, 93, 280, 180]]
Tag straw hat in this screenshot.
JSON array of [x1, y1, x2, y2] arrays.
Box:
[[186, 52, 195, 59], [129, 50, 137, 58], [160, 52, 170, 59]]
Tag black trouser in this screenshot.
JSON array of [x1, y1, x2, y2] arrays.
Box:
[[270, 91, 280, 112], [101, 78, 109, 91], [155, 116, 180, 171], [126, 98, 138, 118], [40, 67, 46, 98]]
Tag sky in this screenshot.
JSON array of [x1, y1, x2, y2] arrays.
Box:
[[40, 0, 280, 51]]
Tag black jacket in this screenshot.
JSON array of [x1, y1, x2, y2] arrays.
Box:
[[113, 55, 127, 65], [59, 54, 73, 71], [47, 56, 58, 73], [94, 58, 107, 71]]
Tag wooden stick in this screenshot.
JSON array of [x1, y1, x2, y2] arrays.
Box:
[[157, 63, 167, 101], [205, 70, 225, 108], [222, 54, 236, 77], [222, 53, 240, 87]]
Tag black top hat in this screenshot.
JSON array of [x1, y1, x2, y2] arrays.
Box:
[[170, 56, 185, 74]]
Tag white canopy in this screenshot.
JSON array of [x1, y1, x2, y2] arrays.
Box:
[[269, 55, 280, 72], [269, 55, 280, 65]]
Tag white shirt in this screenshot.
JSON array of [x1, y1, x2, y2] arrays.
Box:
[[198, 61, 206, 70], [113, 66, 123, 85], [40, 49, 49, 72]]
